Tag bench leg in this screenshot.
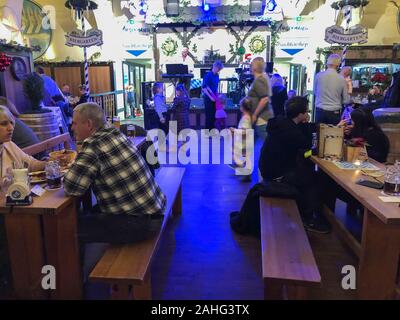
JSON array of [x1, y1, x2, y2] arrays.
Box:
[[131, 274, 152, 300], [286, 285, 308, 300], [172, 185, 182, 216], [110, 284, 131, 299], [264, 280, 283, 300]]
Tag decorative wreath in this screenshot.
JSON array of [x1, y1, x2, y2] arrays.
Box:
[[161, 37, 178, 57], [249, 35, 266, 54], [331, 0, 369, 10]]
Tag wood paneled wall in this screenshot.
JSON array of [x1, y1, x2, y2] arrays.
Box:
[[88, 66, 112, 93], [54, 67, 82, 97], [35, 62, 115, 96]]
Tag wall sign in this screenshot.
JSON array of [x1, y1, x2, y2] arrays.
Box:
[[325, 25, 368, 45], [65, 29, 103, 48], [22, 0, 53, 60]]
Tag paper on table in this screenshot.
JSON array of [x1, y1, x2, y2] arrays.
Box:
[[31, 184, 45, 197], [378, 196, 400, 203]]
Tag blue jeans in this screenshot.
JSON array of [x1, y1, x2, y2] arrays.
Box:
[[315, 108, 341, 125], [254, 124, 268, 142]]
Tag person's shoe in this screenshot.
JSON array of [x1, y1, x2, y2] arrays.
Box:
[[240, 175, 252, 183], [228, 162, 245, 170], [304, 217, 331, 234]]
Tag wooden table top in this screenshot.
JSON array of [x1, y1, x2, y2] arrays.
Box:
[[311, 156, 400, 225]]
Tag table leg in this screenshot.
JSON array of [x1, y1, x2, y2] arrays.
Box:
[[358, 209, 400, 299], [4, 213, 47, 299], [42, 200, 82, 299]]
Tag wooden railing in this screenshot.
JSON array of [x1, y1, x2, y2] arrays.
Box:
[[90, 90, 124, 118]]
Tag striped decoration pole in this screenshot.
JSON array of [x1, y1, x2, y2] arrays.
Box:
[[341, 5, 353, 70], [81, 11, 90, 97]]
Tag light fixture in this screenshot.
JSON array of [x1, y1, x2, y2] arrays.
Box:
[[203, 0, 210, 12], [249, 0, 266, 16], [164, 0, 179, 17], [266, 0, 277, 12]]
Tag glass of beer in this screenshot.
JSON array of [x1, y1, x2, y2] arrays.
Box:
[[45, 161, 62, 190], [113, 117, 121, 130], [383, 164, 400, 196], [127, 124, 136, 138]]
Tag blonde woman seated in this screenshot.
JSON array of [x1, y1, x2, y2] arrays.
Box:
[[0, 106, 45, 184]]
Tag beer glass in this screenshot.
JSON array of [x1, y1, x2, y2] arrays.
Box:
[[383, 164, 400, 196], [45, 161, 62, 190]]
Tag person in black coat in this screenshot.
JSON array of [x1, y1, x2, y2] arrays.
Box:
[[270, 73, 288, 118], [259, 96, 330, 233], [340, 108, 390, 163]]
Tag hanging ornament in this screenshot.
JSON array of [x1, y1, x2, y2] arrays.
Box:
[[0, 52, 13, 72], [65, 0, 99, 97]]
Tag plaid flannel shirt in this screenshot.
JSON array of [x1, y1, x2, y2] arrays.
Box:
[[64, 127, 166, 216]]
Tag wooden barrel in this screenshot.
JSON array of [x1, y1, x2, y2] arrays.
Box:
[[19, 112, 60, 142], [373, 108, 400, 163]]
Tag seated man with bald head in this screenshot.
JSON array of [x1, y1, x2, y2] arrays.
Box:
[[64, 102, 166, 244]]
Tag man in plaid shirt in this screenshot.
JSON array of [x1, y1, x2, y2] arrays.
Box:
[[64, 102, 166, 244]]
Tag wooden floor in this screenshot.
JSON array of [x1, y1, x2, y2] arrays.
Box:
[[150, 160, 358, 300], [1, 134, 361, 299]]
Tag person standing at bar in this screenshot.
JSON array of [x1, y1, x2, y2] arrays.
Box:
[[314, 54, 350, 125], [202, 60, 224, 131]]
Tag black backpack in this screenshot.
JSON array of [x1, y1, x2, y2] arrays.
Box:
[[230, 180, 298, 237]]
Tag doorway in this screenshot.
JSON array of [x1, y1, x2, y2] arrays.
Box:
[[122, 61, 146, 118]]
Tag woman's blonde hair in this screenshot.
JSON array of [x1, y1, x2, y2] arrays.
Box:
[[0, 105, 16, 125], [251, 57, 266, 75]]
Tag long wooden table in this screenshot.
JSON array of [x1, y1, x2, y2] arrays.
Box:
[[311, 156, 400, 299], [0, 135, 147, 299]]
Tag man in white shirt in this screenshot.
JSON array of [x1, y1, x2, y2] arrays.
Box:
[[314, 54, 350, 125]]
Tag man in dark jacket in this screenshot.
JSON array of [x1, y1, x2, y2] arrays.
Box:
[[259, 96, 330, 233]]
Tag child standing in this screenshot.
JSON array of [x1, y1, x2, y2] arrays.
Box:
[[172, 84, 191, 133], [214, 94, 228, 131], [230, 97, 253, 182], [203, 88, 227, 131], [153, 82, 170, 134]]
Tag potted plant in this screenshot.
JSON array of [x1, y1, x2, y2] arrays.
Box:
[[22, 72, 50, 114]]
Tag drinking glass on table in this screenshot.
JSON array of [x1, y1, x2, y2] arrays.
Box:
[[127, 124, 136, 138], [383, 162, 400, 196], [45, 161, 62, 190]]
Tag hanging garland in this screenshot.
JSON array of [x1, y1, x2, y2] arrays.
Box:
[[161, 37, 178, 57], [331, 0, 369, 10], [249, 35, 266, 54]]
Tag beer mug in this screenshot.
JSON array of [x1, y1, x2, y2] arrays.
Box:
[[45, 161, 62, 190], [383, 163, 400, 196], [113, 117, 121, 130], [127, 124, 136, 138]]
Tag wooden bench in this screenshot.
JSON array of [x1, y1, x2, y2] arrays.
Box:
[[22, 132, 73, 156], [260, 197, 321, 299], [89, 166, 185, 299]]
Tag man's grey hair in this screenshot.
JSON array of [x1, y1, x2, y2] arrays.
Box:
[[74, 102, 106, 129], [327, 54, 342, 67], [0, 105, 15, 124]]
